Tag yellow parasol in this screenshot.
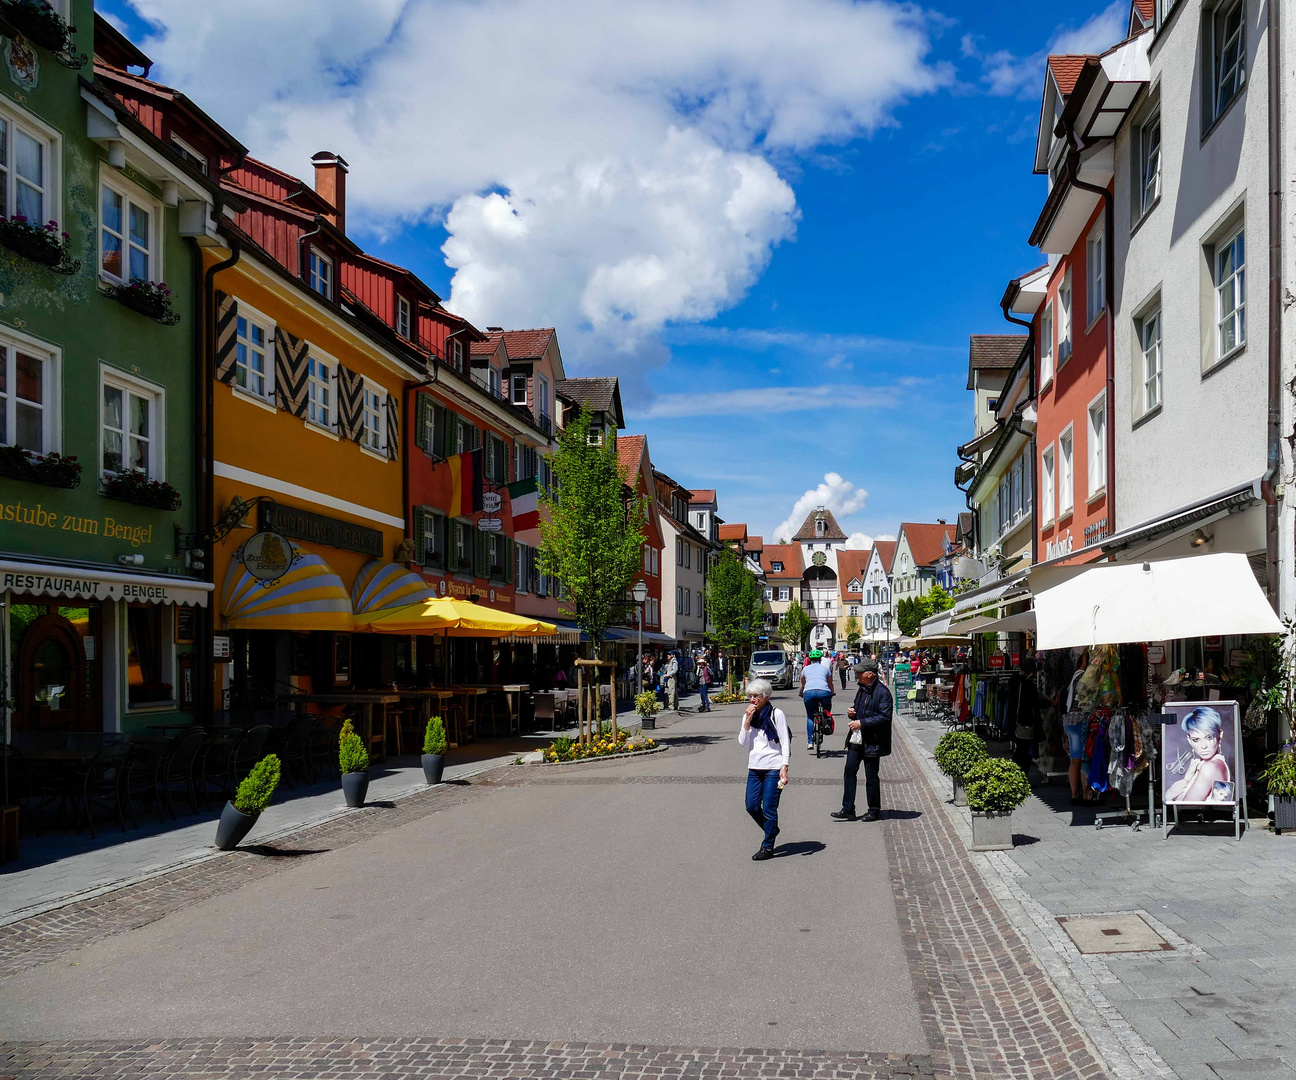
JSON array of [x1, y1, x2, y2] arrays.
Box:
[[355, 597, 557, 637]]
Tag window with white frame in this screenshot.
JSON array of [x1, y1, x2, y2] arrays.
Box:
[[420, 508, 446, 567], [454, 520, 472, 571], [676, 586, 683, 614], [764, 586, 773, 601], [538, 373, 550, 423], [361, 383, 384, 452], [396, 296, 411, 340], [1216, 226, 1245, 358], [451, 338, 464, 371], [1140, 307, 1162, 413], [779, 586, 790, 602], [684, 589, 691, 615], [1209, 0, 1246, 125], [488, 533, 506, 579], [1039, 302, 1054, 385], [0, 337, 55, 454], [1057, 273, 1073, 363], [235, 307, 272, 401], [308, 250, 333, 299], [1138, 113, 1161, 217], [306, 353, 333, 428], [510, 373, 527, 406], [1087, 395, 1106, 498], [1086, 223, 1105, 325], [1058, 427, 1074, 516], [100, 176, 157, 283], [169, 134, 207, 175], [1041, 446, 1055, 525], [488, 366, 501, 398], [102, 370, 162, 479], [0, 107, 56, 226]]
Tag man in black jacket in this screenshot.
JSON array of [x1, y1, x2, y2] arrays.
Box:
[[831, 657, 893, 822]]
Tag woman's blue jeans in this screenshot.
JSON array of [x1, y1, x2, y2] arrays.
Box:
[[746, 768, 782, 850], [699, 682, 710, 709], [803, 689, 833, 743]]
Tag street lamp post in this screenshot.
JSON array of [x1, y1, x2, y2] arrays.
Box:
[[632, 580, 649, 696]]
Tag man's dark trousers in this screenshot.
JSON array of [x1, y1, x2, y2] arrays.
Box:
[[841, 743, 880, 815]]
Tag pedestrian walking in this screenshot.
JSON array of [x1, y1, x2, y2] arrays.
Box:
[[697, 657, 713, 712], [836, 652, 849, 690], [832, 658, 893, 822], [738, 678, 789, 861]]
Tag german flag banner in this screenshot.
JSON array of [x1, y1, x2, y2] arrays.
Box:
[[447, 447, 484, 518]]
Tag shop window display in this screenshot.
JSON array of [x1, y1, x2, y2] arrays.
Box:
[[127, 603, 171, 706]]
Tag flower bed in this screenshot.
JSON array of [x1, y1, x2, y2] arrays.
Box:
[[0, 216, 79, 273], [107, 278, 181, 325], [101, 472, 182, 510], [543, 729, 656, 763], [0, 445, 81, 488]]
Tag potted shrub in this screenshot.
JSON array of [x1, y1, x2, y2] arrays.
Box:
[[963, 757, 1032, 851], [933, 730, 988, 806], [422, 715, 447, 785], [214, 753, 281, 851], [635, 690, 661, 730], [338, 718, 370, 807], [1258, 745, 1296, 834]]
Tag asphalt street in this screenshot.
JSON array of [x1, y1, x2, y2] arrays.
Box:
[[1, 689, 925, 1054]]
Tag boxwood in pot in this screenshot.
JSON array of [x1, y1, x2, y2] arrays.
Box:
[[933, 731, 988, 806], [215, 753, 281, 851], [422, 715, 447, 785], [1258, 747, 1296, 834], [963, 757, 1032, 851], [339, 719, 370, 807]]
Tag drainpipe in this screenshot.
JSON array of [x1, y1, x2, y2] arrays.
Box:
[[1263, 0, 1283, 611], [198, 234, 242, 724], [1069, 161, 1117, 539], [1001, 296, 1039, 568]]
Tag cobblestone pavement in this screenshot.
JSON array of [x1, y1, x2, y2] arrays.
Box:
[[900, 706, 1296, 1080], [0, 699, 1125, 1079]]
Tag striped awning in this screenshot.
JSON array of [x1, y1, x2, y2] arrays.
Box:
[[220, 545, 354, 631], [351, 560, 435, 615]]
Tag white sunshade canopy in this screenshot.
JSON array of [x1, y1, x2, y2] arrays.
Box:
[[975, 610, 1038, 636], [1030, 552, 1281, 651]]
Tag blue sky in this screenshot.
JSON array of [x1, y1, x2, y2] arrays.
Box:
[[102, 0, 1127, 545]]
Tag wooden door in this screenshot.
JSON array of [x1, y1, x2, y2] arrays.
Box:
[[15, 613, 87, 732]]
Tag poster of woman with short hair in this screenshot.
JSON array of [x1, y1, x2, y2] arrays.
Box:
[[1162, 701, 1239, 805]]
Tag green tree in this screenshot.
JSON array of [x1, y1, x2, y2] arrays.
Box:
[[923, 582, 955, 617], [896, 596, 920, 637], [842, 614, 861, 650], [706, 549, 764, 687], [778, 599, 812, 650], [538, 405, 646, 654]]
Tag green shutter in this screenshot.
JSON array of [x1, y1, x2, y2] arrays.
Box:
[[414, 395, 430, 452], [412, 507, 426, 563], [438, 515, 449, 568], [432, 405, 446, 458], [506, 538, 515, 583], [474, 528, 488, 578]]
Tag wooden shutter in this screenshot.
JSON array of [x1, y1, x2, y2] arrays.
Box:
[[505, 538, 515, 584], [438, 515, 449, 569], [474, 528, 488, 579], [214, 291, 239, 384], [385, 392, 399, 460], [433, 404, 447, 459], [412, 507, 426, 563], [274, 327, 310, 416], [336, 365, 364, 442], [414, 394, 430, 452]]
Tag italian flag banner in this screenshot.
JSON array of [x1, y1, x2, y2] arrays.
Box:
[[508, 476, 541, 534]]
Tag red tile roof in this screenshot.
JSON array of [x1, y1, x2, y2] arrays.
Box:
[[901, 523, 955, 569], [874, 540, 898, 574], [689, 489, 716, 504], [836, 550, 872, 598], [762, 544, 803, 580], [791, 508, 847, 541], [1047, 55, 1090, 97], [718, 523, 748, 542], [497, 328, 554, 360], [616, 434, 646, 484], [748, 535, 764, 552]]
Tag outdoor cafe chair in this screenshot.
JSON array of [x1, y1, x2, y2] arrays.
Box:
[[278, 715, 317, 787], [198, 727, 245, 808], [155, 729, 209, 820], [234, 724, 274, 783], [121, 739, 164, 827], [71, 742, 133, 839], [307, 716, 343, 780]]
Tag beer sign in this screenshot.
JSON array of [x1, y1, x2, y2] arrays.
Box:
[[238, 530, 295, 583]]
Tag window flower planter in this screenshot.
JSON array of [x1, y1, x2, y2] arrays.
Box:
[[0, 0, 85, 67], [0, 216, 79, 274], [0, 446, 81, 488], [101, 472, 182, 511], [106, 278, 181, 325]]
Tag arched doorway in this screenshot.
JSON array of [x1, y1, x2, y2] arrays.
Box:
[[15, 612, 88, 732]]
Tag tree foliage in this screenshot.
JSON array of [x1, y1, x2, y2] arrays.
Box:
[[842, 614, 861, 649], [896, 583, 957, 636], [538, 406, 647, 652], [706, 548, 764, 650], [777, 598, 812, 649]]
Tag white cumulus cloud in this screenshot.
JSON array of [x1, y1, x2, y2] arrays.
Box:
[[845, 531, 897, 549], [773, 473, 869, 543], [121, 0, 945, 369]]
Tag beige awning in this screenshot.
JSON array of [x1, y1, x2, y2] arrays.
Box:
[[0, 559, 213, 606]]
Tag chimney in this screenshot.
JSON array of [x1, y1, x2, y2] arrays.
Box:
[[311, 151, 349, 234]]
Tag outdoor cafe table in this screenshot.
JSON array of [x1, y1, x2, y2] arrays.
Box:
[[458, 684, 528, 736], [297, 693, 399, 762]]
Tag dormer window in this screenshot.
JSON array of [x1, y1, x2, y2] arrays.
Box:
[[588, 421, 604, 446], [771, 561, 783, 572], [396, 295, 411, 340], [309, 250, 333, 299], [451, 338, 464, 371], [510, 373, 527, 406], [815, 518, 825, 537], [169, 135, 207, 175]]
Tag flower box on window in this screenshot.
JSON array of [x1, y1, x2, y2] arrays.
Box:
[[0, 0, 77, 56], [0, 445, 82, 488], [107, 278, 181, 325], [102, 471, 181, 511], [0, 216, 79, 274]]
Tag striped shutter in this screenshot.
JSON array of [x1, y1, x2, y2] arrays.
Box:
[[414, 394, 430, 452], [412, 507, 426, 564], [274, 328, 310, 416], [385, 392, 399, 460], [214, 292, 239, 384], [336, 365, 364, 442]]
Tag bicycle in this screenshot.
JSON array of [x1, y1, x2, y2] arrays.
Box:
[[811, 697, 833, 758]]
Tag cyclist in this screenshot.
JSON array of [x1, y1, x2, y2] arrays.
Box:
[[799, 648, 834, 750]]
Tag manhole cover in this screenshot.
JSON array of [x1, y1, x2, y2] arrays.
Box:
[[1057, 912, 1174, 954]]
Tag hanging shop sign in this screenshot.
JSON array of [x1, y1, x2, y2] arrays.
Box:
[[477, 517, 503, 533], [236, 530, 296, 583], [988, 652, 1005, 669], [0, 558, 211, 606], [482, 491, 503, 514], [1161, 700, 1247, 839], [259, 503, 383, 557], [212, 634, 231, 659]]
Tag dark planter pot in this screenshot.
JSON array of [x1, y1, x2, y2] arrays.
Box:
[[214, 801, 258, 851], [342, 770, 369, 808], [640, 714, 656, 730], [422, 753, 445, 785], [1274, 795, 1296, 834]]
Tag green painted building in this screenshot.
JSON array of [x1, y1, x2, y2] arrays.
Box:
[[0, 2, 243, 735]]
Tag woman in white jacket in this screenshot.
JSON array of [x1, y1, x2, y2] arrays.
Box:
[[738, 678, 790, 861]]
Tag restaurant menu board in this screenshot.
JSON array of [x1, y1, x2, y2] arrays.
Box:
[[1161, 700, 1247, 840]]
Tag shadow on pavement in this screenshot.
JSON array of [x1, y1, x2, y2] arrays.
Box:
[[885, 809, 923, 820], [240, 845, 329, 858], [657, 734, 725, 747], [1011, 834, 1041, 846], [772, 840, 826, 858]]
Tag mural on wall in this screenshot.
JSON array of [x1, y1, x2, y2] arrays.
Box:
[[4, 36, 38, 92]]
